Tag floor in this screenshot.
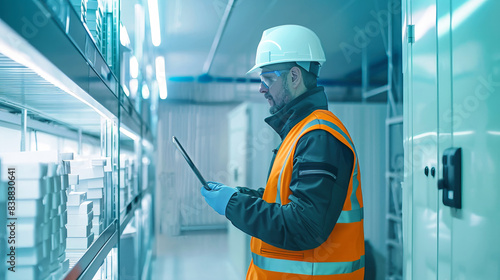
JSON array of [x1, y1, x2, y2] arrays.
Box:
[[151, 229, 241, 280]]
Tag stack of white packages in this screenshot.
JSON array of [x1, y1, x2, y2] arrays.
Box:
[[119, 158, 130, 211], [66, 157, 108, 239], [65, 190, 94, 267], [0, 151, 71, 280]]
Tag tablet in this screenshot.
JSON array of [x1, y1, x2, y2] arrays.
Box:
[[172, 136, 210, 190]]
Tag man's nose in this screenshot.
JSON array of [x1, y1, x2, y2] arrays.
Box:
[[259, 82, 268, 93]]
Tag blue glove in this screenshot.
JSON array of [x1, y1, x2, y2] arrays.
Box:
[[200, 182, 237, 216]]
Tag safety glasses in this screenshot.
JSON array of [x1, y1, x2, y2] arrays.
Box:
[[260, 70, 289, 89]]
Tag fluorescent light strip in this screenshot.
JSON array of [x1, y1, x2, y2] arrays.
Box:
[[129, 78, 138, 98], [130, 56, 139, 79], [120, 127, 140, 141], [0, 21, 111, 120], [142, 83, 150, 99], [148, 0, 161, 46], [120, 23, 131, 46], [155, 56, 168, 99]]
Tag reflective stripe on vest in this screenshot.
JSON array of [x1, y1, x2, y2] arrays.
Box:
[[252, 253, 365, 275]]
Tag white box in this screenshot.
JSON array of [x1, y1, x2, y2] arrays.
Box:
[[51, 230, 60, 250], [91, 222, 104, 235], [16, 179, 47, 199], [5, 264, 42, 280], [16, 198, 43, 218], [103, 157, 112, 172], [62, 161, 71, 176], [92, 216, 102, 225], [66, 223, 92, 237], [17, 243, 44, 265], [67, 191, 86, 206], [51, 191, 61, 210], [78, 177, 104, 188], [58, 252, 66, 263], [67, 211, 93, 225], [44, 177, 55, 195], [41, 238, 50, 258], [60, 226, 67, 244], [59, 153, 74, 161], [91, 158, 106, 166], [47, 162, 57, 177], [18, 214, 44, 227], [66, 159, 90, 172], [58, 203, 67, 217], [66, 233, 94, 249], [0, 151, 60, 162], [74, 166, 104, 179], [17, 222, 43, 247], [48, 253, 59, 271], [50, 266, 63, 280], [67, 200, 93, 215], [61, 258, 70, 273], [68, 174, 79, 185], [52, 176, 62, 192], [60, 190, 67, 205], [86, 188, 103, 199], [60, 174, 69, 190], [42, 221, 51, 242], [51, 216, 61, 234], [42, 194, 51, 222], [60, 209, 67, 225], [1, 162, 49, 181], [90, 198, 103, 215]]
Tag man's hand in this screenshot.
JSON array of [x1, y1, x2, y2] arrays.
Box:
[[200, 182, 237, 216]]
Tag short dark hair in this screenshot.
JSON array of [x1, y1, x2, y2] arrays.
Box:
[[295, 64, 318, 90], [263, 62, 319, 90]]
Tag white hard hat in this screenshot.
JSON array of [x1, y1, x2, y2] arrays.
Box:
[[247, 25, 326, 75]]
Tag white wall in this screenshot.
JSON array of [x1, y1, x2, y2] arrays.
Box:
[[156, 102, 238, 235]]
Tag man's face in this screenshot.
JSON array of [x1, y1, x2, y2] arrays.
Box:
[[259, 69, 292, 114]]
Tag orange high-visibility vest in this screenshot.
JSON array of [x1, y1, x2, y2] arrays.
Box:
[[246, 110, 365, 280]]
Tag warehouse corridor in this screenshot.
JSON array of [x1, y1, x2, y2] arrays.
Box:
[[1, 0, 500, 279]]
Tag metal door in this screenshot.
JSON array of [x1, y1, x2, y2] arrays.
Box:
[[439, 0, 500, 278], [404, 0, 441, 278], [406, 0, 500, 279]]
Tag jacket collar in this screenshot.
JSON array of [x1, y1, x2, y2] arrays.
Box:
[[265, 86, 328, 139]]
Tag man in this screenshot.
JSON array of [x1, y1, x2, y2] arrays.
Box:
[[201, 25, 365, 279]]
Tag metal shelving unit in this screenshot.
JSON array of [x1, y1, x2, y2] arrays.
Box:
[[0, 0, 154, 279]]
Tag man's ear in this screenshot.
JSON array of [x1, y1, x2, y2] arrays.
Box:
[[290, 66, 302, 88]]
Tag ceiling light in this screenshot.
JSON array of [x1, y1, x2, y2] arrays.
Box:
[[155, 56, 168, 99], [148, 0, 161, 46], [142, 83, 150, 99]]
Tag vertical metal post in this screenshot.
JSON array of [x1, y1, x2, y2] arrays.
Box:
[[78, 129, 83, 155], [362, 47, 369, 102], [20, 109, 28, 151]]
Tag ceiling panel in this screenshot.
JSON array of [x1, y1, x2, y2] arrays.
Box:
[[156, 0, 396, 83]]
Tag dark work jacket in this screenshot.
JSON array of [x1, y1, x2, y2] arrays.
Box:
[[225, 86, 354, 251]]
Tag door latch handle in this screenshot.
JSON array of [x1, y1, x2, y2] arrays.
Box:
[[438, 148, 462, 209]]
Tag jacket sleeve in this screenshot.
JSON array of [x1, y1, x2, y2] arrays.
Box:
[[236, 187, 265, 198], [225, 130, 354, 251]]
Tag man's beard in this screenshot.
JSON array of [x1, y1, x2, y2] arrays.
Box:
[[269, 79, 291, 115]]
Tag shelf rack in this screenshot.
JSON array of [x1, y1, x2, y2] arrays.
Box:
[[0, 0, 155, 279]]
